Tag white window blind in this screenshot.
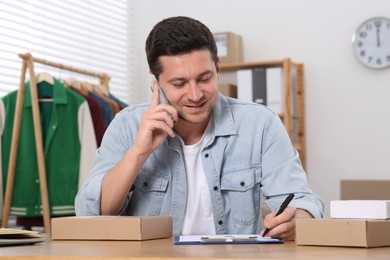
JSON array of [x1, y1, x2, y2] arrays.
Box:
[[0, 0, 131, 103]]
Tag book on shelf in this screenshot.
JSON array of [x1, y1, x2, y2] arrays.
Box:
[[252, 68, 267, 105], [266, 67, 283, 114], [237, 69, 253, 103], [236, 67, 282, 114]]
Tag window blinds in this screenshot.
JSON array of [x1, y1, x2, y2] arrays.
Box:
[[0, 0, 131, 102]]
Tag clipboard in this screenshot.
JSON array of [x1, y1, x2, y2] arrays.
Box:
[[174, 234, 283, 245]]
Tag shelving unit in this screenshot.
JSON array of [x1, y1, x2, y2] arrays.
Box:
[[219, 58, 306, 168]]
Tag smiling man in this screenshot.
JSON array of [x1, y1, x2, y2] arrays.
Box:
[[75, 16, 324, 241]]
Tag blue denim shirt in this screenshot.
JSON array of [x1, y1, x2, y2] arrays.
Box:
[[75, 94, 324, 235]]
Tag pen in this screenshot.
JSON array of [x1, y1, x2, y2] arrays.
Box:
[[262, 193, 295, 237]]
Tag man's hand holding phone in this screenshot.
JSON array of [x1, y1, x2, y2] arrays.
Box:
[[149, 80, 177, 137], [132, 81, 178, 158]]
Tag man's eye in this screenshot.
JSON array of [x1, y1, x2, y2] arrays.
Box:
[[173, 82, 186, 88], [199, 76, 212, 83]]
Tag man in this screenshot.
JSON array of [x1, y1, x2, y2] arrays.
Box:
[[75, 16, 324, 241]]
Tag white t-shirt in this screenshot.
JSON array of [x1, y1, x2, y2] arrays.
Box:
[[179, 120, 216, 235]]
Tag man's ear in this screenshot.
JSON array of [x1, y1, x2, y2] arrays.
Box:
[[215, 57, 221, 74]]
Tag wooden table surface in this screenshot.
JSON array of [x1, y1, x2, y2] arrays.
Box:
[[0, 236, 389, 260]]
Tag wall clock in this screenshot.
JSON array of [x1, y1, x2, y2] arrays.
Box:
[[352, 17, 390, 69]]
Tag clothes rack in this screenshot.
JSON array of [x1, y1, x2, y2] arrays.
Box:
[[1, 53, 110, 233]]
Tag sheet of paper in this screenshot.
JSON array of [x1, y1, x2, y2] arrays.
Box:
[[0, 228, 42, 238]]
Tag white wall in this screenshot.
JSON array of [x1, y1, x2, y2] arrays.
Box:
[[131, 0, 390, 216]]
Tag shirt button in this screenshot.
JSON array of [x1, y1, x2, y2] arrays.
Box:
[[204, 153, 209, 158], [213, 186, 218, 191], [143, 182, 148, 188], [240, 181, 245, 186], [218, 220, 223, 225]]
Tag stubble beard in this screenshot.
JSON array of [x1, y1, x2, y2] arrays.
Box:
[[177, 105, 213, 125]]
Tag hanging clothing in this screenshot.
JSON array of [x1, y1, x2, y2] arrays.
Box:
[[88, 92, 114, 128], [64, 79, 128, 146], [0, 78, 96, 217], [109, 93, 127, 109], [69, 86, 105, 147]]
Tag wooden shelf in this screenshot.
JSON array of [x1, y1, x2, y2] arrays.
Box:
[[220, 59, 302, 71], [220, 58, 306, 169]]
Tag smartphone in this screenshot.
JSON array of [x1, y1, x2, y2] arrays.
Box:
[[150, 81, 174, 121], [151, 78, 170, 104], [157, 83, 170, 105]]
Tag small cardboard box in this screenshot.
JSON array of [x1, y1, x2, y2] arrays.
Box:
[[330, 200, 390, 219], [219, 84, 237, 98], [341, 180, 390, 200], [296, 218, 390, 248], [213, 32, 243, 64], [51, 216, 172, 241]]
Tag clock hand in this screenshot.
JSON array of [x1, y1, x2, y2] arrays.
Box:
[[374, 20, 381, 47], [376, 28, 381, 47]]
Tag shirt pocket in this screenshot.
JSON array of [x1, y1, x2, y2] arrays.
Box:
[[134, 170, 169, 192], [220, 166, 261, 226], [127, 170, 169, 216]]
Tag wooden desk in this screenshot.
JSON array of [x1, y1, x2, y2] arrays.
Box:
[[0, 237, 389, 260]]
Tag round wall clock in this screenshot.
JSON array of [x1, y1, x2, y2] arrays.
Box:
[[352, 17, 390, 69]]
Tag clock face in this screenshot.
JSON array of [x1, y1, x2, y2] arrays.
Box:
[[352, 17, 390, 69]]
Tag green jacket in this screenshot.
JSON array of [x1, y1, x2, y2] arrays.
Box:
[[1, 79, 96, 217]]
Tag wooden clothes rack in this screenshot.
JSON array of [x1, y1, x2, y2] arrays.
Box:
[[1, 53, 110, 233]]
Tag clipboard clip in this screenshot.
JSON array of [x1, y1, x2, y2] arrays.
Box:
[[201, 235, 258, 243]]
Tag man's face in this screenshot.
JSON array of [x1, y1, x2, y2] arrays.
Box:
[[157, 49, 220, 126]]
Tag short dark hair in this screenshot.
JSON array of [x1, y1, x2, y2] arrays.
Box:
[[145, 16, 218, 78]]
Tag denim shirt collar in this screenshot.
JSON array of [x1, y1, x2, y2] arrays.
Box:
[[212, 94, 237, 137]]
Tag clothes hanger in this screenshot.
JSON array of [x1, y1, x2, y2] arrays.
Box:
[[36, 72, 54, 102], [64, 77, 82, 89], [92, 83, 108, 97], [36, 72, 54, 85], [81, 81, 93, 92], [64, 77, 89, 96]]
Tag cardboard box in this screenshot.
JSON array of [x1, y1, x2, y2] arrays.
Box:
[[341, 180, 390, 200], [219, 84, 237, 98], [51, 216, 172, 241], [213, 32, 243, 64], [296, 218, 390, 248], [330, 200, 390, 219]]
